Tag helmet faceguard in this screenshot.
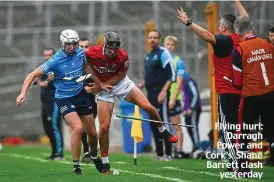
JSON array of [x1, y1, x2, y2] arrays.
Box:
[[60, 29, 80, 55], [103, 31, 121, 58]]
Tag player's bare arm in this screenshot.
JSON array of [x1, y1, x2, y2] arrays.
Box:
[[34, 77, 48, 88], [233, 0, 248, 17], [83, 62, 102, 85], [158, 80, 172, 104], [83, 62, 113, 92], [158, 49, 176, 104], [137, 80, 145, 90], [34, 72, 55, 88], [85, 71, 126, 94], [169, 75, 183, 109], [177, 7, 216, 44], [16, 67, 44, 107]]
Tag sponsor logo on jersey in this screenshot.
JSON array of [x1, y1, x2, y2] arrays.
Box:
[[92, 65, 116, 73], [64, 68, 82, 79]]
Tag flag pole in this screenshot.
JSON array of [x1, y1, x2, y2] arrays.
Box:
[[134, 139, 137, 166]]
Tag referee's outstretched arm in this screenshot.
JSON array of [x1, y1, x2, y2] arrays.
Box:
[[233, 0, 249, 17], [176, 1, 248, 45]]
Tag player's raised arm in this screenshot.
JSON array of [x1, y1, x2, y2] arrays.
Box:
[[16, 67, 45, 107], [177, 7, 216, 44], [233, 0, 248, 17]]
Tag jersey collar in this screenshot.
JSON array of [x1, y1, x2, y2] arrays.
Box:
[[244, 35, 256, 40]]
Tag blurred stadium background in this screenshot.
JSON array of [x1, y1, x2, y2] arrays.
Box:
[[0, 0, 273, 152]]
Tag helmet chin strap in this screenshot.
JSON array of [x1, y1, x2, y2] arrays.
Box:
[[61, 42, 79, 55]]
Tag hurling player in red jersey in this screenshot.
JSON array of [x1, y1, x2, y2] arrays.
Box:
[[84, 31, 178, 174], [177, 1, 248, 172], [232, 16, 274, 170]]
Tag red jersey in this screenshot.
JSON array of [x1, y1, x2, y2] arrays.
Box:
[[213, 33, 241, 95], [232, 36, 274, 97], [85, 45, 129, 82]]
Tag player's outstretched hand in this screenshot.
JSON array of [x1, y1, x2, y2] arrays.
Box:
[[16, 94, 26, 107], [84, 83, 112, 94], [84, 85, 93, 93], [177, 7, 189, 25]]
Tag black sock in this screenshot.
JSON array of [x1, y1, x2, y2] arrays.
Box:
[[89, 151, 98, 159], [82, 132, 89, 153], [73, 160, 80, 167]]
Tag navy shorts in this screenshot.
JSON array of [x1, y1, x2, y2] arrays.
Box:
[[55, 89, 93, 117], [168, 100, 183, 117]]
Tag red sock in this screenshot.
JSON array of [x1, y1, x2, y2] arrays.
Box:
[[101, 151, 108, 157]]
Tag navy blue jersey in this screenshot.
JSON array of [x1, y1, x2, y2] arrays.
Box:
[[212, 34, 234, 58], [39, 74, 55, 104], [144, 47, 176, 92]]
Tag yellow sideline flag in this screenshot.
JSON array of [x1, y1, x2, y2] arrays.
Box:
[[130, 105, 143, 143]]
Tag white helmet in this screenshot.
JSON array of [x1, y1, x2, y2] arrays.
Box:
[[60, 29, 79, 47]]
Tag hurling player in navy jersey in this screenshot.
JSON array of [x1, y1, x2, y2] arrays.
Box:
[[177, 1, 248, 172]]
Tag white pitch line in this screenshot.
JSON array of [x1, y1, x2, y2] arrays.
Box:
[[7, 153, 186, 182], [163, 166, 257, 182], [55, 160, 186, 182], [121, 170, 187, 182], [40, 153, 126, 165], [113, 161, 126, 164], [10, 154, 49, 163]]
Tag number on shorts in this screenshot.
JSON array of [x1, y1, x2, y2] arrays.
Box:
[[260, 62, 269, 86]]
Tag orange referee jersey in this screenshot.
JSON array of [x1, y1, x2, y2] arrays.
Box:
[[232, 36, 274, 97]]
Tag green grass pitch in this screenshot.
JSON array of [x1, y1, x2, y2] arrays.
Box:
[[0, 145, 273, 182]]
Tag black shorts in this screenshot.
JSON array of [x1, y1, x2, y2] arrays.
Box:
[[240, 91, 274, 140], [168, 100, 183, 117], [55, 89, 93, 117], [88, 93, 97, 118]]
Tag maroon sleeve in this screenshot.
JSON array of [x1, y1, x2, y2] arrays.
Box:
[[118, 50, 129, 72], [84, 46, 96, 63]]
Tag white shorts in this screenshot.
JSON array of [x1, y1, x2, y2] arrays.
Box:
[[96, 75, 136, 103]]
